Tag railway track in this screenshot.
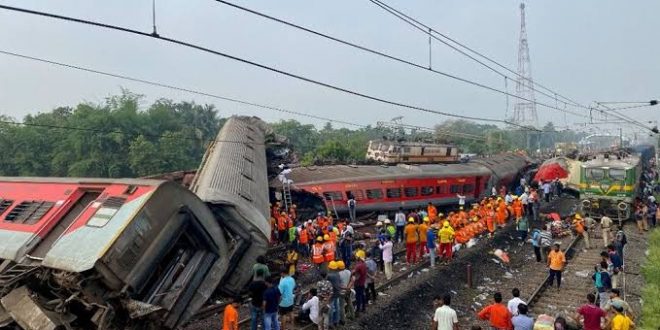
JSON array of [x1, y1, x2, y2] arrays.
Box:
[[526, 223, 631, 320]]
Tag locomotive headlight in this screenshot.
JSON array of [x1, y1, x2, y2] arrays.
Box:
[[581, 199, 591, 208], [617, 202, 628, 211]]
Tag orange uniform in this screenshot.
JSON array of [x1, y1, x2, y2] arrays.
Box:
[[323, 241, 335, 262], [486, 211, 496, 234], [312, 242, 325, 264], [428, 205, 438, 220], [404, 223, 419, 264], [223, 304, 239, 330], [478, 303, 513, 330], [496, 203, 508, 226], [512, 200, 523, 219]]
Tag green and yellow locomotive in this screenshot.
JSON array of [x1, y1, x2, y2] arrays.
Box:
[[579, 152, 641, 221]]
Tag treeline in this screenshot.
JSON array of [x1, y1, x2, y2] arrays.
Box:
[[0, 91, 222, 177], [0, 91, 586, 177]]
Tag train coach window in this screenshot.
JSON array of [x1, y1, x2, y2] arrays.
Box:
[[323, 191, 343, 201], [421, 186, 434, 196], [404, 187, 418, 197], [386, 188, 401, 199], [436, 186, 446, 194], [586, 168, 605, 180], [366, 189, 383, 200], [450, 185, 461, 194], [463, 184, 474, 193], [608, 168, 626, 181], [348, 190, 365, 200]]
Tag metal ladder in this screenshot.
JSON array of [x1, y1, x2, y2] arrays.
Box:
[[282, 181, 292, 212]]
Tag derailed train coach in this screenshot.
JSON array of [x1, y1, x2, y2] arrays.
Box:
[[0, 116, 274, 329], [0, 178, 227, 329]]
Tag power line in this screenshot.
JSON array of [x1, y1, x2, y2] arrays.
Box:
[[0, 4, 541, 131], [210, 0, 589, 120], [368, 0, 585, 109], [0, 50, 493, 142], [0, 50, 364, 129], [367, 0, 659, 132]]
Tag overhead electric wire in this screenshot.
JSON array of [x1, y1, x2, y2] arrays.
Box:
[[0, 4, 541, 131], [369, 0, 657, 135], [0, 49, 490, 142], [368, 0, 585, 108], [210, 0, 589, 121], [0, 49, 363, 129]]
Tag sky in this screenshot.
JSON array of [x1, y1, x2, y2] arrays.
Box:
[[1, 0, 659, 136]]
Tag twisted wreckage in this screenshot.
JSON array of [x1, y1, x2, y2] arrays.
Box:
[[0, 116, 283, 329]]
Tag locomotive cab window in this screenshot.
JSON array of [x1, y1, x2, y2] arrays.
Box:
[[421, 186, 434, 196], [608, 169, 626, 181], [404, 187, 418, 197], [323, 191, 343, 201], [585, 168, 605, 180], [449, 185, 461, 193], [386, 188, 401, 198], [366, 189, 383, 200]]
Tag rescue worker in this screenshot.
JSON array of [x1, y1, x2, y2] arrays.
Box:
[[573, 214, 590, 249], [512, 196, 523, 220], [289, 204, 297, 222], [277, 212, 289, 243], [439, 221, 455, 263], [299, 223, 310, 258], [486, 205, 496, 238], [384, 219, 396, 238], [418, 217, 429, 258], [496, 200, 508, 228], [312, 236, 326, 272], [404, 217, 419, 264], [477, 292, 513, 330], [323, 234, 336, 264], [428, 202, 438, 222]]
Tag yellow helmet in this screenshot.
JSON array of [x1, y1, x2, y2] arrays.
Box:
[[336, 260, 346, 270], [355, 249, 366, 260], [328, 261, 338, 270], [408, 217, 415, 223], [323, 234, 330, 241], [443, 221, 450, 227], [316, 236, 324, 242], [575, 214, 582, 220], [423, 216, 430, 222]]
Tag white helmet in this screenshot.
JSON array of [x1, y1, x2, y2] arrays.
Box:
[[376, 221, 383, 226], [384, 219, 391, 224]]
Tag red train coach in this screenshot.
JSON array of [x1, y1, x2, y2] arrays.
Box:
[[285, 154, 529, 214], [0, 177, 227, 329]]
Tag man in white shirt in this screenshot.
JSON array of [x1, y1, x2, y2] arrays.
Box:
[[432, 294, 458, 330], [505, 192, 514, 205], [507, 288, 526, 316], [457, 194, 466, 207], [600, 216, 613, 248], [302, 288, 321, 328]]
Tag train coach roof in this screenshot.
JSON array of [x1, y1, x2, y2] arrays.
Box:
[[287, 163, 490, 185]]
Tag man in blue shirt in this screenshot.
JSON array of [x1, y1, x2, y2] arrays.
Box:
[[263, 276, 281, 330], [427, 224, 438, 267], [278, 270, 296, 329], [607, 244, 623, 288]]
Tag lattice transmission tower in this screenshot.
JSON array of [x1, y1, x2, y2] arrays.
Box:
[[512, 3, 538, 128]]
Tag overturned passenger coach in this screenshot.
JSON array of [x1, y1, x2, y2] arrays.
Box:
[[0, 116, 274, 329]]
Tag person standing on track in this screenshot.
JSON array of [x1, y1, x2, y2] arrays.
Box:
[[223, 296, 241, 330], [507, 288, 525, 316], [547, 243, 566, 290], [427, 222, 439, 267], [438, 221, 455, 264], [573, 214, 590, 249], [432, 293, 459, 330], [477, 292, 513, 330], [263, 276, 281, 330], [575, 293, 607, 330], [531, 228, 542, 262], [395, 207, 406, 244], [600, 215, 613, 248], [351, 255, 368, 315], [278, 269, 296, 330], [607, 244, 623, 289], [539, 225, 553, 262], [404, 218, 419, 264], [418, 217, 429, 259], [379, 235, 394, 280], [248, 270, 268, 330], [593, 262, 612, 309]]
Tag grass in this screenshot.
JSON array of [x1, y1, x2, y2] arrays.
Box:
[[641, 229, 660, 329]]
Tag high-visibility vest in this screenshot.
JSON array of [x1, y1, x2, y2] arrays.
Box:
[[278, 216, 287, 230], [299, 228, 309, 244], [312, 243, 325, 264], [329, 231, 337, 243], [323, 242, 335, 262]]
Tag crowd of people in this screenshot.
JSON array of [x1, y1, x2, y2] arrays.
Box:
[[221, 173, 643, 330]]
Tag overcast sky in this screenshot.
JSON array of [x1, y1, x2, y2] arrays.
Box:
[[1, 0, 659, 135]]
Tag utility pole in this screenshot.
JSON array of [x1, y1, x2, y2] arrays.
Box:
[[619, 127, 623, 148]]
